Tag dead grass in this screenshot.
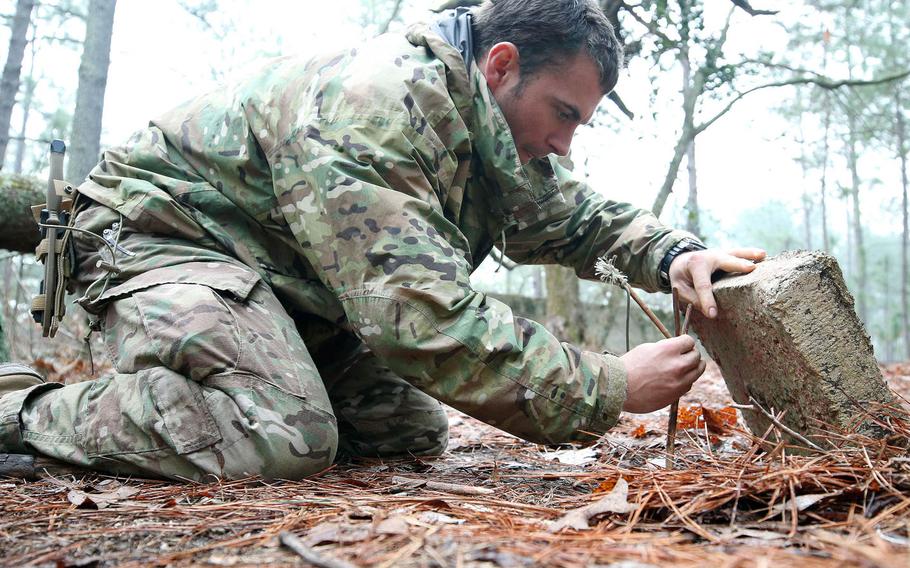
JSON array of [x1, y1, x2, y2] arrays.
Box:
[[1, 366, 909, 567]]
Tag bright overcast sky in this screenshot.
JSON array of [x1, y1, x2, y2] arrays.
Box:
[[6, 1, 904, 251]]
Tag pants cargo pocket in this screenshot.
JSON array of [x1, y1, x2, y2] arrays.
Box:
[[151, 371, 222, 454], [80, 368, 222, 458]]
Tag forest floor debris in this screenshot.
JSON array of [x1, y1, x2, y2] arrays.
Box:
[[1, 362, 909, 567]]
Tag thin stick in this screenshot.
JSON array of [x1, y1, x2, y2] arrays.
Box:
[[391, 476, 495, 496], [627, 286, 672, 339], [673, 288, 682, 338], [681, 304, 693, 335], [736, 398, 826, 452], [666, 289, 683, 468], [595, 257, 671, 339], [279, 531, 356, 568]]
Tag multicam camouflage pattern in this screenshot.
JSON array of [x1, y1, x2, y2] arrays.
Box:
[[0, 22, 697, 480]]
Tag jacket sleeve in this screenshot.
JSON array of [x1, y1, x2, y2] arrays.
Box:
[[270, 116, 626, 445], [504, 156, 702, 293]]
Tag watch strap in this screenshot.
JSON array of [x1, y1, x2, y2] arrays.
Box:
[[658, 238, 706, 291]]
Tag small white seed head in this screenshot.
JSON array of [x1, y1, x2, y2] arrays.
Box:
[[595, 256, 628, 288]]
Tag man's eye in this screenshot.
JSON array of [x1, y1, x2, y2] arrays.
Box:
[[558, 111, 572, 121]]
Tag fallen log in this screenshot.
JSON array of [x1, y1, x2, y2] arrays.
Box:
[[0, 173, 42, 254], [691, 251, 895, 450]]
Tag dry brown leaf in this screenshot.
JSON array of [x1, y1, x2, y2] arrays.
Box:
[[702, 406, 738, 436], [593, 475, 630, 494], [676, 405, 703, 430], [764, 492, 840, 520], [304, 521, 371, 546], [67, 486, 140, 510], [375, 516, 410, 535], [550, 478, 636, 531], [417, 511, 464, 525]]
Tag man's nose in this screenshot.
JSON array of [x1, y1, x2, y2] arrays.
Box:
[[548, 126, 576, 156]]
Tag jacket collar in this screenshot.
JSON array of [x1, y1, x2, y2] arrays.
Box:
[[406, 21, 565, 230]]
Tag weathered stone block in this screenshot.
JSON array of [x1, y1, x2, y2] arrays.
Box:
[[691, 251, 894, 447]]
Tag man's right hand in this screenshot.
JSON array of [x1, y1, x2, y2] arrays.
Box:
[[619, 336, 706, 413]]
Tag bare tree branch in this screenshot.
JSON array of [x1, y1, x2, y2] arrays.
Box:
[[607, 91, 635, 120], [729, 0, 777, 17], [38, 34, 83, 46], [622, 3, 674, 44], [41, 3, 87, 21], [378, 0, 405, 35], [178, 1, 217, 33], [695, 69, 910, 137]]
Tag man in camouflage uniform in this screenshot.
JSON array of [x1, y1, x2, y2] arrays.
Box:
[[0, 0, 764, 481]]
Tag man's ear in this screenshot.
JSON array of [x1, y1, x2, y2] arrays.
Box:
[[481, 42, 520, 92]]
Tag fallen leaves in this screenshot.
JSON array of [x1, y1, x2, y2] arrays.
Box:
[[625, 406, 739, 445], [67, 484, 140, 509], [541, 447, 598, 465], [764, 492, 841, 520], [702, 406, 738, 435], [550, 478, 637, 532], [668, 405, 739, 435]]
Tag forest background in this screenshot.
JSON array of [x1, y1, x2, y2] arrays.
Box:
[[0, 0, 908, 368]]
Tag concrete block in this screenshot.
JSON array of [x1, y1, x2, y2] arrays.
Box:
[[690, 251, 894, 447]]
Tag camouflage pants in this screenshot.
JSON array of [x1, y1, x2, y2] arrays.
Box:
[[0, 205, 448, 481]]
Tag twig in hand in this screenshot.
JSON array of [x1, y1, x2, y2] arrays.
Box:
[[681, 304, 693, 335], [279, 531, 356, 568], [666, 288, 684, 468], [595, 257, 671, 339]]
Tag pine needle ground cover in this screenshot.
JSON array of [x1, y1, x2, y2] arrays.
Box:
[[2, 363, 909, 567]]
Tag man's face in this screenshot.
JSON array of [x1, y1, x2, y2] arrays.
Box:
[[481, 44, 606, 164]]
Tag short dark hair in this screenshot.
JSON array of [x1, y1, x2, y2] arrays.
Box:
[[472, 0, 623, 93]]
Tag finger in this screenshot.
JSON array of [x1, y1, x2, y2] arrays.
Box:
[[690, 261, 717, 318], [682, 359, 707, 385], [673, 284, 698, 309], [714, 253, 762, 275], [665, 335, 696, 353], [677, 349, 702, 372], [725, 247, 767, 261]]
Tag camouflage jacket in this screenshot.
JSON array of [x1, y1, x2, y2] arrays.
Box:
[[75, 22, 698, 445]]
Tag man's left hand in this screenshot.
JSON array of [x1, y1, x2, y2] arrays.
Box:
[[668, 247, 766, 318]]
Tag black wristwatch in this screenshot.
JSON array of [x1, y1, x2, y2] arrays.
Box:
[[658, 238, 706, 291]]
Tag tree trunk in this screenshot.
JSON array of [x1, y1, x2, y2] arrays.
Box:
[[819, 32, 831, 253], [798, 134, 813, 250], [0, 311, 8, 362], [13, 19, 39, 174], [0, 0, 36, 170], [801, 194, 812, 251], [651, 20, 704, 219], [66, 0, 117, 184], [681, 55, 701, 237], [820, 98, 831, 252], [842, 8, 867, 324], [897, 89, 909, 359], [847, 113, 867, 323], [545, 265, 582, 344], [0, 173, 43, 253]]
